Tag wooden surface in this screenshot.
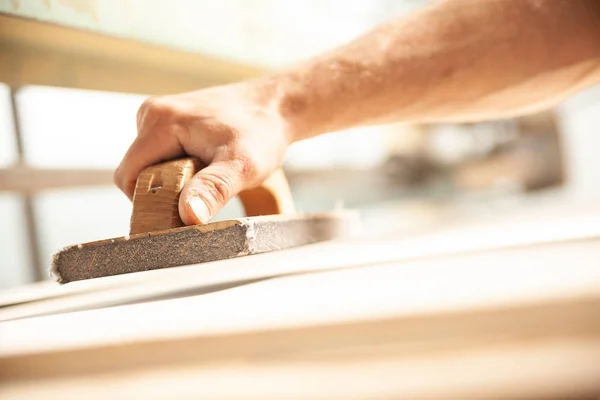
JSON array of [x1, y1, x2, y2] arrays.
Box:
[[1, 236, 600, 398], [3, 340, 598, 399], [5, 238, 600, 357], [0, 14, 263, 95], [2, 206, 600, 319], [2, 205, 600, 398]]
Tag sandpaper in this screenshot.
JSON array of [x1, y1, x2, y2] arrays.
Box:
[[50, 212, 360, 284]]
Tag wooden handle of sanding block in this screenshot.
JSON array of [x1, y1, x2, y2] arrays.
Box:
[[129, 157, 296, 235]]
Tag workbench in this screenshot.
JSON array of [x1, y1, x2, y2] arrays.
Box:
[[1, 203, 599, 399]]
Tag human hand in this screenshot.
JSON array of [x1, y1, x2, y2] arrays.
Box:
[[114, 80, 294, 225]]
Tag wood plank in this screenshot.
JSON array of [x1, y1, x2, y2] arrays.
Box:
[[2, 237, 599, 360], [2, 295, 599, 376], [1, 208, 599, 320], [0, 14, 263, 95], [1, 238, 600, 397], [51, 212, 359, 283]]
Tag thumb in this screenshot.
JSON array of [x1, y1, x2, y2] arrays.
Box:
[[178, 161, 244, 225]]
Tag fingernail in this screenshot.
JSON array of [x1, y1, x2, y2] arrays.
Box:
[[188, 196, 211, 224]]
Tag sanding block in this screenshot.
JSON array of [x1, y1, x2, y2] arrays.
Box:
[[50, 157, 360, 283]]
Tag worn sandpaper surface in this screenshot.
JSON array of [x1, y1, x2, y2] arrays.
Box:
[[50, 212, 360, 284]]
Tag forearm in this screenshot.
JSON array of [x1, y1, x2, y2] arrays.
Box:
[[263, 0, 600, 141]]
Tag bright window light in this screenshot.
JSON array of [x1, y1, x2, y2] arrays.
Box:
[[15, 85, 146, 169]]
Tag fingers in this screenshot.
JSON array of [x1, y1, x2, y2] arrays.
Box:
[[114, 132, 185, 200], [178, 160, 245, 225], [117, 96, 186, 200]]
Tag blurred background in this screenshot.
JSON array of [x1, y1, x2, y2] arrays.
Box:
[[1, 0, 600, 290]]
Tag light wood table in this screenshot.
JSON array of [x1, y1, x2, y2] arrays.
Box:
[[1, 206, 599, 399]]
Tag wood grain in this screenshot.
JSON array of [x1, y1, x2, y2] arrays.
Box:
[[129, 158, 204, 235]]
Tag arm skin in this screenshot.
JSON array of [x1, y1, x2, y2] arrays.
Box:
[[114, 0, 600, 225], [273, 0, 600, 137]]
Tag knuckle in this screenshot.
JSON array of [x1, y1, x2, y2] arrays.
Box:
[[138, 96, 173, 124], [141, 95, 162, 110], [137, 96, 154, 117], [223, 149, 258, 178], [236, 156, 260, 181], [202, 171, 237, 205]]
